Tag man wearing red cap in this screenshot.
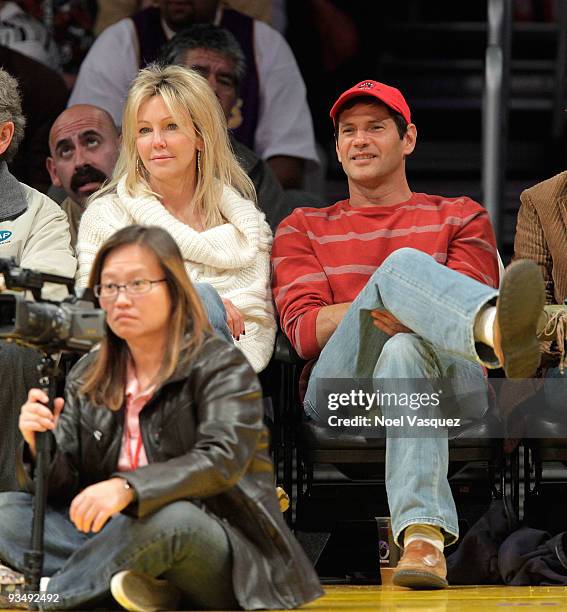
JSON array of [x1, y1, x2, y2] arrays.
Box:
[[272, 79, 545, 588]]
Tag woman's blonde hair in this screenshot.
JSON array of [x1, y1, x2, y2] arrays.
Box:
[[95, 63, 256, 228], [80, 225, 212, 410]]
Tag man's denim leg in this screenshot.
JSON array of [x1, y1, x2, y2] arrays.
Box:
[[303, 248, 496, 544], [305, 247, 498, 418], [374, 334, 488, 545], [194, 283, 233, 343]]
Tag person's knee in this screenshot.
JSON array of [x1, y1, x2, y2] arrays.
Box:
[[143, 500, 203, 532], [195, 282, 221, 306], [0, 491, 31, 509], [380, 247, 435, 273], [381, 333, 428, 359], [194, 284, 226, 319]]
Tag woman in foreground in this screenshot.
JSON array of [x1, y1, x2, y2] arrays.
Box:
[[0, 225, 321, 611]]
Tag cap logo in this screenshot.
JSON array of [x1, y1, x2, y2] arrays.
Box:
[[357, 81, 375, 90]]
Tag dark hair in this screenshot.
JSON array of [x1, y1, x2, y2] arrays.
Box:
[[333, 96, 408, 140], [160, 23, 246, 87], [0, 69, 26, 162], [81, 225, 211, 410]]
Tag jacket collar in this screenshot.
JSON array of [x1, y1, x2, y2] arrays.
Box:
[[0, 161, 27, 222], [161, 333, 217, 385], [74, 334, 217, 392]]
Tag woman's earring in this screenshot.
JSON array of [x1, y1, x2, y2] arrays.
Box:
[[197, 150, 202, 176], [136, 158, 142, 175]]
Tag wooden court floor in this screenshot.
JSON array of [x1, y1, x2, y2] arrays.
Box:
[[299, 584, 567, 611], [3, 585, 567, 611]]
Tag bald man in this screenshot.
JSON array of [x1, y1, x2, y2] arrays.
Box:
[[47, 104, 120, 246]]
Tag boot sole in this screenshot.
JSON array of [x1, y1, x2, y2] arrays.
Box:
[[497, 260, 545, 378], [392, 569, 448, 589]]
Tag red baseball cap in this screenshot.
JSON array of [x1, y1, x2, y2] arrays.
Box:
[[329, 80, 411, 125]]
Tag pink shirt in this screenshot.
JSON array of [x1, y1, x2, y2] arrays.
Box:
[[116, 363, 154, 472]]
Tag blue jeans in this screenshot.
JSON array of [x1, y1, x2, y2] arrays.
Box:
[[194, 283, 233, 344], [304, 248, 499, 545], [0, 492, 238, 610]]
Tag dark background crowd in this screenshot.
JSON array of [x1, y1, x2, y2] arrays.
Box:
[[1, 0, 564, 260]]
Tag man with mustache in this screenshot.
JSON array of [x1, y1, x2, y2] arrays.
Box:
[[47, 104, 120, 247]]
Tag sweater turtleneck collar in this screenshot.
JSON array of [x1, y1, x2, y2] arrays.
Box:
[[115, 177, 264, 269]]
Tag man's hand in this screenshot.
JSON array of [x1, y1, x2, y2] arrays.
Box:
[[69, 478, 135, 533], [221, 298, 245, 340], [370, 309, 413, 336]]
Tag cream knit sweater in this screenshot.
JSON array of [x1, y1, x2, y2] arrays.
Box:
[[76, 177, 276, 372]]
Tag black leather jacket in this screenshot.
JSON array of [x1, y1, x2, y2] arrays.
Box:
[[19, 334, 322, 610]]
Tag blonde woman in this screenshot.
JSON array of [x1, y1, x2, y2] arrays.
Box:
[[76, 64, 275, 372], [0, 226, 322, 611]]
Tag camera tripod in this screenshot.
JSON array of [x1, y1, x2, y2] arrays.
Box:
[[23, 351, 62, 609]]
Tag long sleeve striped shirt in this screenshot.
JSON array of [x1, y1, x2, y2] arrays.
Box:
[[272, 192, 499, 360]]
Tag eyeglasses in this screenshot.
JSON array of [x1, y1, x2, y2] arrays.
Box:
[[94, 279, 167, 299]]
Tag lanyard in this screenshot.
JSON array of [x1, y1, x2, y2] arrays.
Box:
[[125, 422, 144, 471]]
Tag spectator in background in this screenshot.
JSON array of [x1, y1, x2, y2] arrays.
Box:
[[0, 68, 75, 493], [94, 0, 153, 35], [162, 23, 324, 230], [0, 0, 60, 69], [15, 0, 96, 86], [0, 69, 75, 281], [0, 44, 68, 192], [69, 0, 318, 189], [94, 1, 285, 36], [514, 173, 567, 410], [47, 104, 120, 247]]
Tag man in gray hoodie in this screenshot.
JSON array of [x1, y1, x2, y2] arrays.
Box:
[[0, 68, 75, 492]]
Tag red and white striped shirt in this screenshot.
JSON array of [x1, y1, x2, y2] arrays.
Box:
[[272, 192, 499, 360]]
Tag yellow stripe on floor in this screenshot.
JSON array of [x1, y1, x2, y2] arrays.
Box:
[[299, 585, 567, 611]]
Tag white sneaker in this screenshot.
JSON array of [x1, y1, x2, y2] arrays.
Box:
[[110, 570, 181, 612]]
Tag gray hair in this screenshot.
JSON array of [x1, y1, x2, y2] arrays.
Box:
[[0, 69, 25, 162], [160, 24, 247, 87]]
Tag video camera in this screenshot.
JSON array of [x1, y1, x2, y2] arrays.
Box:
[[0, 258, 106, 603], [0, 257, 105, 352]]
